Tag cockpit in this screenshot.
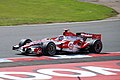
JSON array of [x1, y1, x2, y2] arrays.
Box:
[[58, 35, 65, 41], [57, 35, 78, 41]]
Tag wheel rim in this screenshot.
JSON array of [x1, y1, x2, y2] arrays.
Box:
[[47, 44, 56, 55], [95, 41, 102, 53]]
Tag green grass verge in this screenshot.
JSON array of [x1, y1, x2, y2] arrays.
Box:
[[0, 0, 118, 26]]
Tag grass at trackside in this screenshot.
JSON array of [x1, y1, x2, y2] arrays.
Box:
[[0, 0, 118, 26]]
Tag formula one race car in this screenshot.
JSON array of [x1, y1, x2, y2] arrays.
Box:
[[12, 29, 103, 56]]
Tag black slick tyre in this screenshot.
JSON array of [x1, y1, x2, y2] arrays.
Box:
[[89, 39, 102, 53], [19, 39, 32, 55], [19, 39, 32, 47], [42, 41, 56, 56]]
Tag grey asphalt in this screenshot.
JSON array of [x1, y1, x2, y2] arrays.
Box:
[[0, 20, 120, 58]]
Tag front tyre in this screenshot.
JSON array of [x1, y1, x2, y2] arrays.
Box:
[[43, 42, 56, 56], [19, 39, 32, 47], [89, 39, 102, 53], [19, 39, 32, 55]]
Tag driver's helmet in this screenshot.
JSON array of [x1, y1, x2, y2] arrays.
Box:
[[58, 35, 64, 41]]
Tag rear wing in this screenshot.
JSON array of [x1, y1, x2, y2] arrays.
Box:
[[76, 32, 101, 40]]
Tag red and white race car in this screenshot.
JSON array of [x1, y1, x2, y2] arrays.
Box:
[[13, 29, 103, 56]]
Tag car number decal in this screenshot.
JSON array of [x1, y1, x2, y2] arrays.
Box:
[[68, 42, 74, 50]]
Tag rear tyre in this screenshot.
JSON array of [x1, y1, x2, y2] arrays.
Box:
[[42, 42, 56, 56], [89, 39, 102, 53]]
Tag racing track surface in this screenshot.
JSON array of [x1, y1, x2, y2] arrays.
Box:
[[0, 19, 120, 80], [0, 20, 120, 80], [0, 20, 120, 58]]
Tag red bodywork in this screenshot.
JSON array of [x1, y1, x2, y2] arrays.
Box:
[[13, 31, 102, 55]]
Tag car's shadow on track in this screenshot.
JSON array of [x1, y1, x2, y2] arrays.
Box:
[[15, 52, 110, 58], [16, 53, 42, 57]]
